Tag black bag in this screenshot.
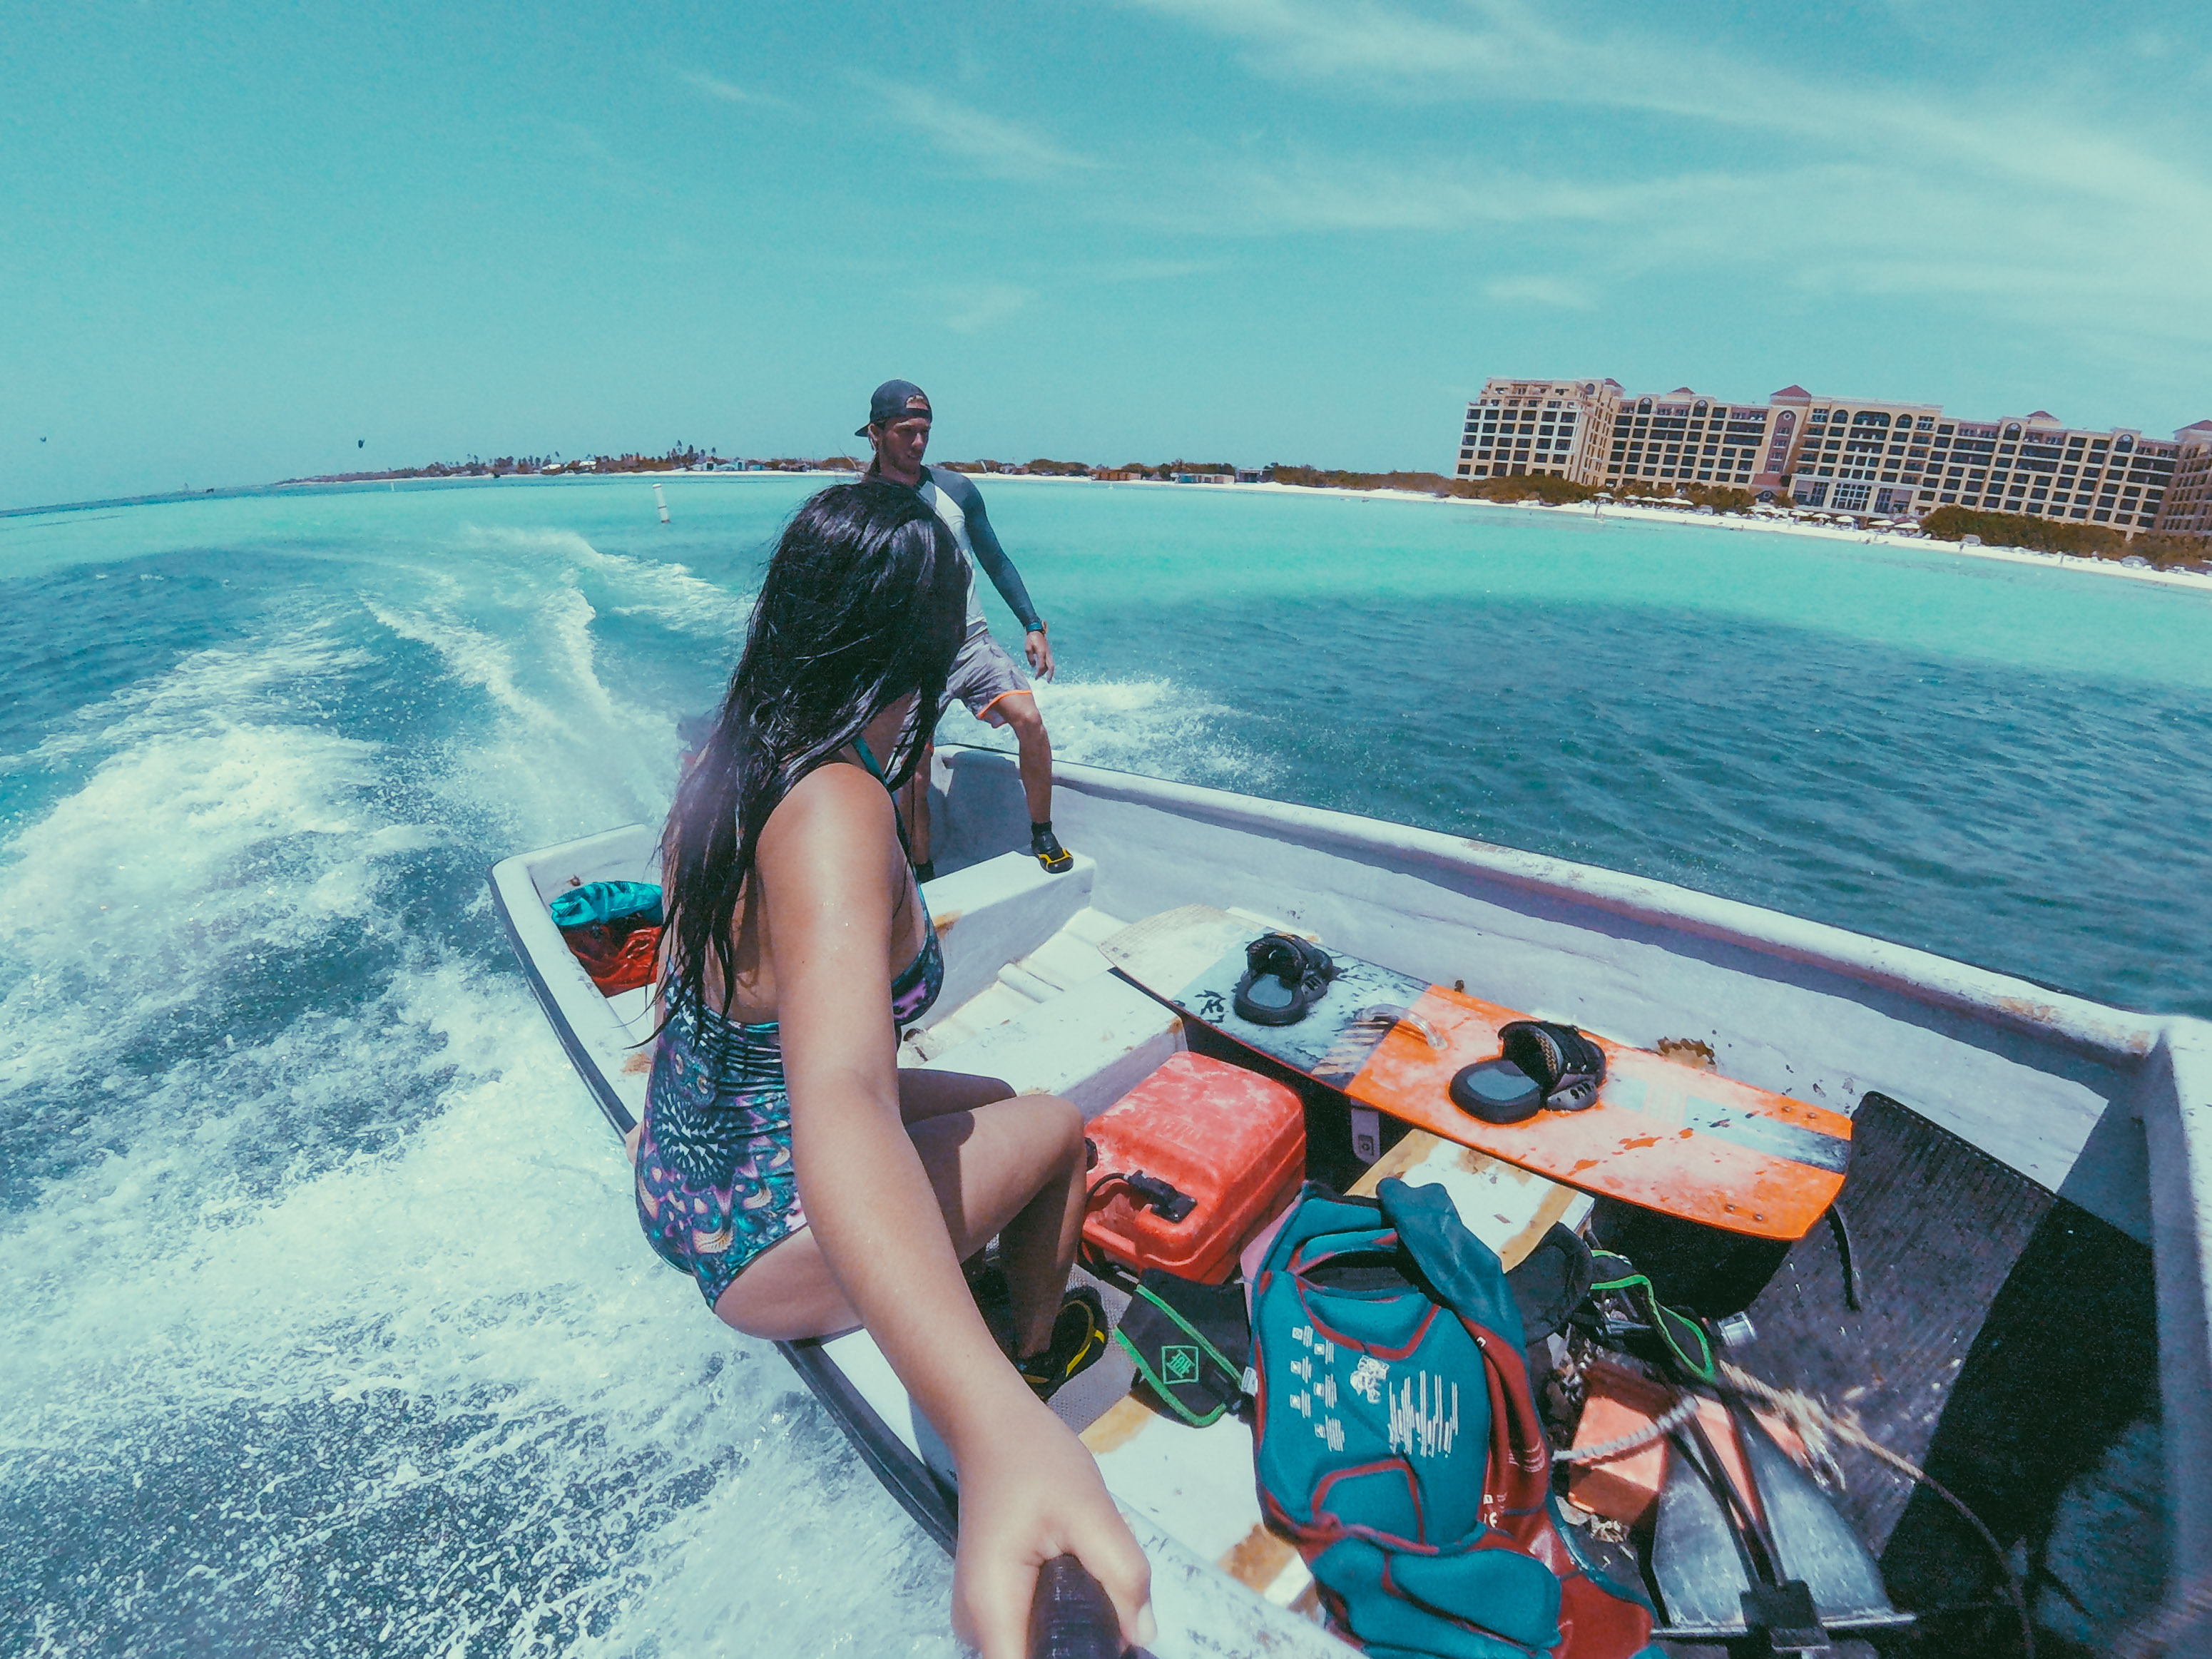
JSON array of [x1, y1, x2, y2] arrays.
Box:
[[1114, 1270, 1252, 1426]]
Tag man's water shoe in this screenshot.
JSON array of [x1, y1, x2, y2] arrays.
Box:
[[1018, 1285, 1109, 1399], [1031, 825, 1074, 874]]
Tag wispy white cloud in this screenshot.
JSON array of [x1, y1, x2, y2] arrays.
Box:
[[1485, 275, 1595, 310], [1134, 0, 1549, 96], [852, 76, 1098, 181], [1135, 0, 2201, 202], [944, 282, 1037, 334], [1197, 152, 1701, 233], [546, 119, 618, 166], [1087, 257, 1227, 282], [1119, 0, 2212, 349], [541, 118, 667, 199], [678, 70, 790, 110]]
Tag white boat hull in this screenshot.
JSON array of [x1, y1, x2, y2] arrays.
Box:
[[490, 744, 2212, 1655]]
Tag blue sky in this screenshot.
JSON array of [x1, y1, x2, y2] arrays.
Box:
[[5, 0, 2210, 509]]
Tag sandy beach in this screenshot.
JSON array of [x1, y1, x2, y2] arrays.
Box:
[[920, 471, 2212, 598]]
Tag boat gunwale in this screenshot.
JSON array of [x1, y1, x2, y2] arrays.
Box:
[[951, 745, 2166, 1063], [486, 852, 636, 1138], [780, 1339, 959, 1552]]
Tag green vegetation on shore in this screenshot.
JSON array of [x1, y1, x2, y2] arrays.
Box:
[[1260, 467, 1773, 514], [1264, 465, 1589, 502], [1267, 464, 1459, 494], [1920, 507, 2206, 569]]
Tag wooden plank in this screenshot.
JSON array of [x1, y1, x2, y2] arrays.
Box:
[[1347, 1130, 1592, 1272]]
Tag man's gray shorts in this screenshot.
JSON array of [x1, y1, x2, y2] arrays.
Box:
[[946, 626, 1033, 725]]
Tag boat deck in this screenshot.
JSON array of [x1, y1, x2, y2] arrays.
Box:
[[488, 742, 2211, 1658]]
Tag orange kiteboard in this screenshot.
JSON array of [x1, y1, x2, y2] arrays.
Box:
[[1343, 984, 1848, 1242], [1104, 909, 1847, 1243]]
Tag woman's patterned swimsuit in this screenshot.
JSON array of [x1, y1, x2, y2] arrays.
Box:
[[634, 887, 944, 1307]]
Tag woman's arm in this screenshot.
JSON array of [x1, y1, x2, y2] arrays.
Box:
[[760, 767, 1148, 1659]]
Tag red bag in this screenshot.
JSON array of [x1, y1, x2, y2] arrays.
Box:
[[563, 921, 661, 994]]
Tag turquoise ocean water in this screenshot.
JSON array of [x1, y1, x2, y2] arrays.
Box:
[[3, 474, 2209, 1655]]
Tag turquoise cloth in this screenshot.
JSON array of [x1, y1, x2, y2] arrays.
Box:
[[1253, 1182, 1559, 1657], [549, 879, 663, 931], [1252, 1180, 1661, 1659]]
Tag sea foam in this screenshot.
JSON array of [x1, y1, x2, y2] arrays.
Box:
[[0, 531, 957, 1656]]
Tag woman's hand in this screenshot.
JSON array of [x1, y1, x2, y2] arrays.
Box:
[[949, 1393, 1153, 1659]]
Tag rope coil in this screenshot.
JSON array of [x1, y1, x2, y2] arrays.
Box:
[[1554, 1394, 1701, 1464]]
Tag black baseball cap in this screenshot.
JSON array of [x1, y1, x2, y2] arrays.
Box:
[[857, 379, 932, 437]]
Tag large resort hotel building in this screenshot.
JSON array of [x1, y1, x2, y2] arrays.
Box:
[[2160, 422, 2212, 539], [1457, 377, 2206, 532]]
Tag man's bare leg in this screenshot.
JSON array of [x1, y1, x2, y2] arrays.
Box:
[[1001, 698, 1054, 825], [990, 695, 1070, 872]]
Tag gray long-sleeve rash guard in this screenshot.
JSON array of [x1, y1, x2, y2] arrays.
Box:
[[914, 464, 1044, 636]]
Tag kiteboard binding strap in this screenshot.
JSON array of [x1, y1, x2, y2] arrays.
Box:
[[1501, 1020, 1606, 1109], [1449, 1019, 1608, 1123], [1231, 932, 1337, 1026]]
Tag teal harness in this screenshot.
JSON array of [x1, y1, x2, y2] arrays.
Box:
[[1250, 1179, 1660, 1659]]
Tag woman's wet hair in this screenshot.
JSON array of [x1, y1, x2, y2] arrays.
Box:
[[660, 480, 966, 1023]]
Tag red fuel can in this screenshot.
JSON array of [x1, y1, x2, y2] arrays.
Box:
[[1083, 1052, 1307, 1284]]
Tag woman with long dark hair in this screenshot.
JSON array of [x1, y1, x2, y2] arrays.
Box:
[[636, 481, 1150, 1658]]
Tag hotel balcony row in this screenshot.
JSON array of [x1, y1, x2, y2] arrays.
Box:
[[1454, 377, 2212, 534]]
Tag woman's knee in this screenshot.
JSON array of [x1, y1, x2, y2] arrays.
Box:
[[1020, 1092, 1084, 1163], [974, 1088, 1079, 1151]]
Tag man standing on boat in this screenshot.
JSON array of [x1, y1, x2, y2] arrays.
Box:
[[860, 379, 1073, 878]]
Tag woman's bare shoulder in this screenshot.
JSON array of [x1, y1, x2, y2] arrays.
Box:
[[755, 760, 900, 883]]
